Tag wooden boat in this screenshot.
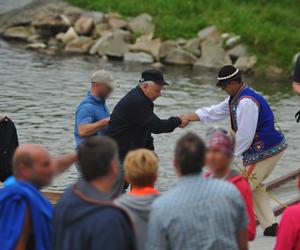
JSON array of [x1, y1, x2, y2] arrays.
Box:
[[43, 168, 300, 214]]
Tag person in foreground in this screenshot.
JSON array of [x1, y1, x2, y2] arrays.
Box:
[[52, 136, 136, 250], [274, 175, 300, 250], [105, 69, 189, 193], [182, 65, 287, 236], [115, 149, 160, 250], [205, 127, 256, 241], [0, 144, 77, 250], [146, 132, 248, 250], [74, 70, 114, 148]]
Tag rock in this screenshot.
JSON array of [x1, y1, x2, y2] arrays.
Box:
[[124, 52, 154, 63], [106, 12, 122, 20], [65, 36, 94, 53], [32, 13, 70, 38], [74, 16, 94, 36], [234, 55, 257, 72], [195, 40, 231, 68], [128, 13, 155, 35], [150, 62, 164, 69], [159, 40, 178, 59], [56, 27, 78, 44], [224, 35, 240, 49], [265, 65, 284, 79], [176, 38, 187, 46], [62, 6, 83, 25], [89, 30, 130, 57], [183, 38, 201, 57], [130, 36, 161, 60], [226, 44, 248, 58], [26, 43, 47, 50], [93, 23, 110, 38], [3, 26, 34, 41], [89, 11, 105, 24], [197, 26, 221, 43], [108, 17, 128, 30], [164, 48, 197, 65], [27, 34, 44, 43]]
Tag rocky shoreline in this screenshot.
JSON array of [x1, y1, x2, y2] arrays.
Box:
[[0, 1, 285, 76]]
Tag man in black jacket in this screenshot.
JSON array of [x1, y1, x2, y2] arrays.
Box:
[[105, 70, 188, 194], [105, 69, 188, 161]]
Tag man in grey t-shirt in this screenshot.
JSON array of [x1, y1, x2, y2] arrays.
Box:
[[147, 133, 248, 250]]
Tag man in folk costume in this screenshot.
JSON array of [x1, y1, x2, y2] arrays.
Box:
[[184, 65, 287, 236]]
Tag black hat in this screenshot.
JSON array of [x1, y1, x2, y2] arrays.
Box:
[[139, 69, 169, 86], [216, 65, 242, 87]]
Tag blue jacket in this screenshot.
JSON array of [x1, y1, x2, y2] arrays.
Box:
[[52, 180, 136, 250], [74, 92, 110, 148], [0, 180, 52, 250], [229, 85, 287, 166]]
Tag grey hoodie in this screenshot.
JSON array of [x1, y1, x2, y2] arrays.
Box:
[[115, 193, 160, 250]]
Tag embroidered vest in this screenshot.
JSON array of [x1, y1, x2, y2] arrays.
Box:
[[229, 84, 287, 166]]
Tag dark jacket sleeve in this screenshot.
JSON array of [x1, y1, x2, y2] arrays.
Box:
[[293, 55, 300, 82], [130, 101, 181, 134]]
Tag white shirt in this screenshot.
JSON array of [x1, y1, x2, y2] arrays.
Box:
[[195, 97, 259, 157]]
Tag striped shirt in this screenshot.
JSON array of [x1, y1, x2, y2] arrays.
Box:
[[146, 175, 248, 250]]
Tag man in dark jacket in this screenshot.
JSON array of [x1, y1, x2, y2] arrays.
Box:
[[52, 136, 135, 250], [105, 69, 188, 161]]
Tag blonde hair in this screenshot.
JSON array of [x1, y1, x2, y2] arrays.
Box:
[[124, 149, 158, 187]]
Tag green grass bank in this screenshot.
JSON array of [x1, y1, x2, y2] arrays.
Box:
[[67, 0, 300, 72]]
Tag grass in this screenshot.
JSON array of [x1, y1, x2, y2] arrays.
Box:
[[67, 0, 300, 72]]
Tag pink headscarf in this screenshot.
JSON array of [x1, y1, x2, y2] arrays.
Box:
[[206, 128, 234, 157]]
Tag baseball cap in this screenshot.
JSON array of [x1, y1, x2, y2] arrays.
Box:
[[216, 65, 242, 87], [91, 70, 114, 87], [139, 69, 169, 86]]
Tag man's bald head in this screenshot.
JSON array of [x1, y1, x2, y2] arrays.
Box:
[[13, 144, 54, 189]]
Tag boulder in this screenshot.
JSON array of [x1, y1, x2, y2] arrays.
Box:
[[88, 11, 105, 24], [89, 30, 130, 57], [183, 38, 201, 57], [176, 38, 187, 46], [265, 65, 284, 79], [26, 43, 47, 50], [93, 23, 110, 38], [128, 13, 155, 35], [234, 55, 257, 72], [197, 26, 221, 43], [74, 16, 94, 36], [224, 35, 240, 49], [56, 27, 78, 44], [150, 62, 164, 69], [130, 36, 161, 60], [159, 40, 178, 59], [226, 44, 248, 59], [124, 52, 154, 63], [195, 40, 231, 68], [3, 26, 34, 41], [32, 13, 70, 38], [65, 36, 94, 53], [27, 34, 44, 43], [164, 48, 197, 65], [108, 17, 128, 30], [62, 6, 83, 25]]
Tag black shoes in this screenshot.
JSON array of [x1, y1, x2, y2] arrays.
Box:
[[263, 223, 278, 237]]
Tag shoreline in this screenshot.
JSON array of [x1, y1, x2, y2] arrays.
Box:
[[0, 0, 292, 80]]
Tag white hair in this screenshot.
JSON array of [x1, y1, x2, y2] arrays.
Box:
[[139, 81, 156, 86]]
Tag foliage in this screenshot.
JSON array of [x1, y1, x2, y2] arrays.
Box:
[[67, 0, 300, 71]]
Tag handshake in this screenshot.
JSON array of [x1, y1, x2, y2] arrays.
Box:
[[178, 113, 199, 128]]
